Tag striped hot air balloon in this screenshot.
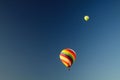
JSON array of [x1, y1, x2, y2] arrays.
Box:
[[59, 48, 76, 70]]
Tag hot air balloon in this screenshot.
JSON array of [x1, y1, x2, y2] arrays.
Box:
[[59, 48, 76, 71], [84, 15, 89, 21]]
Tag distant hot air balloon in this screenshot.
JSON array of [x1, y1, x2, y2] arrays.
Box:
[[84, 15, 89, 21], [59, 48, 76, 71]]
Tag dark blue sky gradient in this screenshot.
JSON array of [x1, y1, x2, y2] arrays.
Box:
[[0, 0, 120, 80]]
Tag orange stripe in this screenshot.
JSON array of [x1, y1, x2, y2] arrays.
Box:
[[61, 60, 68, 67], [61, 59, 71, 67]]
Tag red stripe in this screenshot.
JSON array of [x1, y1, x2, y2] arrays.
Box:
[[60, 53, 73, 64], [66, 48, 76, 59]]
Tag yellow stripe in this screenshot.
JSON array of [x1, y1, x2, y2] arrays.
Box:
[[61, 61, 69, 67], [60, 55, 71, 65]]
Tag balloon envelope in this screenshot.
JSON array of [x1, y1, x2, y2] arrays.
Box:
[[84, 15, 89, 21], [59, 48, 76, 69]]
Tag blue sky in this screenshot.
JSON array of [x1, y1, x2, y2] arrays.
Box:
[[0, 0, 120, 80]]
